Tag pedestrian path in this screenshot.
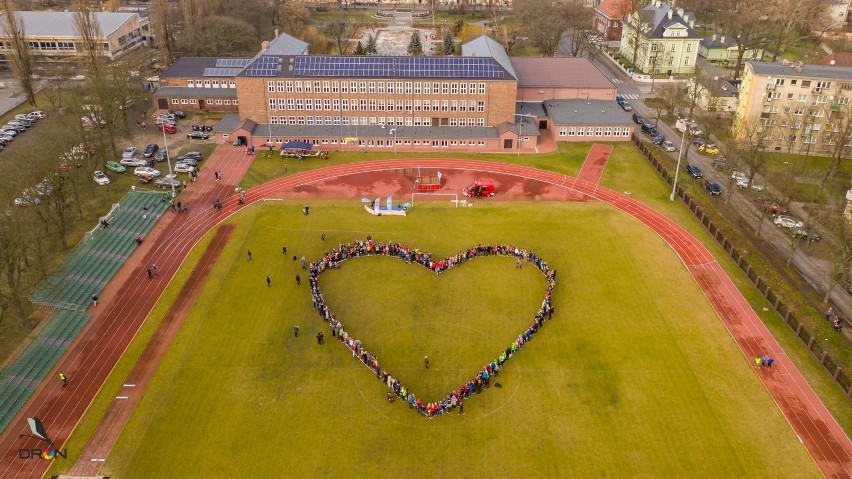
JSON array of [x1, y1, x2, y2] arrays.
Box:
[[568, 143, 614, 200]]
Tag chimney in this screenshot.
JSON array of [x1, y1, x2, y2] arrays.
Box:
[[670, 0, 676, 8], [712, 34, 717, 41], [275, 28, 279, 38], [667, 9, 673, 20], [676, 7, 684, 18], [261, 41, 269, 51], [720, 35, 726, 44], [688, 19, 694, 28]]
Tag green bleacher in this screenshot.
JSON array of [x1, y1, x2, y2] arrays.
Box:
[[0, 190, 171, 433]]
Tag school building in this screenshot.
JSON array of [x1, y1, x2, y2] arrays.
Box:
[[154, 33, 634, 152]]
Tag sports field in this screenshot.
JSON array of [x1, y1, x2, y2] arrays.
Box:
[[97, 199, 818, 478]]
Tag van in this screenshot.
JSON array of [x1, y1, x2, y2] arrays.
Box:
[[463, 181, 495, 198]]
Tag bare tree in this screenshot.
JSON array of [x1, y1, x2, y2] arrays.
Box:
[[821, 89, 852, 185], [1, 0, 36, 107], [515, 0, 572, 56], [716, 0, 771, 79], [150, 0, 176, 66], [622, 12, 651, 68], [73, 0, 104, 79], [279, 1, 311, 36], [818, 204, 852, 303], [187, 16, 256, 56], [180, 0, 203, 56], [763, 0, 828, 62], [734, 117, 770, 192]]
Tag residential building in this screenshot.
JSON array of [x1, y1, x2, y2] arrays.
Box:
[[735, 61, 852, 156], [619, 0, 700, 75], [820, 52, 852, 67], [825, 0, 851, 29], [698, 34, 764, 63], [689, 76, 739, 112], [0, 11, 149, 60], [594, 0, 638, 42], [158, 33, 633, 152]]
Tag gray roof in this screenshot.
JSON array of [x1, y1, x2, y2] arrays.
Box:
[[213, 114, 241, 133], [462, 35, 517, 79], [700, 34, 737, 49], [0, 11, 140, 38], [263, 32, 309, 56], [160, 58, 221, 78], [237, 124, 500, 139], [516, 102, 547, 117], [748, 61, 852, 81], [543, 99, 635, 126], [152, 86, 237, 98], [632, 4, 698, 39], [700, 77, 738, 97], [511, 57, 614, 89]]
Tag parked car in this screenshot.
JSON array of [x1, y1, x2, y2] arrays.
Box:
[[158, 123, 177, 134], [105, 161, 126, 173], [28, 111, 46, 119], [175, 158, 197, 167], [652, 134, 664, 145], [134, 166, 161, 177], [712, 157, 727, 169], [174, 163, 196, 174], [143, 143, 159, 158], [698, 143, 720, 155], [0, 134, 14, 143], [15, 114, 34, 122], [154, 150, 168, 162], [641, 123, 658, 136], [187, 131, 209, 140], [4, 124, 26, 132], [705, 180, 722, 195], [191, 124, 206, 131], [632, 113, 645, 124], [616, 94, 632, 111], [0, 128, 17, 136], [675, 118, 702, 136], [178, 151, 204, 161], [168, 109, 186, 118], [93, 170, 110, 185], [122, 147, 137, 159], [154, 176, 181, 189], [685, 164, 703, 178], [662, 140, 676, 151], [692, 137, 706, 147], [120, 157, 148, 167], [774, 215, 803, 229]]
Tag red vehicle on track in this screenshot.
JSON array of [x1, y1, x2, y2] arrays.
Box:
[[463, 180, 495, 198]]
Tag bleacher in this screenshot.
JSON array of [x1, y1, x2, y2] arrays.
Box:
[[0, 190, 170, 433], [30, 190, 171, 310], [0, 309, 91, 431]]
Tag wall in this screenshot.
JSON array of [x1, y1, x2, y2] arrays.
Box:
[[516, 86, 616, 102]]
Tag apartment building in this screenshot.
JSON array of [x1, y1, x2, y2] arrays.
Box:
[[619, 0, 699, 75], [735, 61, 852, 156]]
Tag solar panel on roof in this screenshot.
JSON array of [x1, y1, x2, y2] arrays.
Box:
[[215, 58, 251, 68], [293, 56, 504, 79], [203, 67, 242, 77]]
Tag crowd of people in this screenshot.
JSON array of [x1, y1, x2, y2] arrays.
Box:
[[307, 239, 557, 418]]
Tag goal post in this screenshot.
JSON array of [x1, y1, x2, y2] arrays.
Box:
[[411, 192, 459, 207]]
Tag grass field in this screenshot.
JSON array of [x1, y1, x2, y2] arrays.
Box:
[[88, 199, 818, 478]]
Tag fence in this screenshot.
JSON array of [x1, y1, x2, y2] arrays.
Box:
[[632, 135, 851, 397]]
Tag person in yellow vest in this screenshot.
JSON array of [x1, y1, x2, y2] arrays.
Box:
[[59, 372, 68, 387]]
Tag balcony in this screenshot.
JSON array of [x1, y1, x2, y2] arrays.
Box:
[[766, 84, 776, 91], [831, 103, 841, 111]]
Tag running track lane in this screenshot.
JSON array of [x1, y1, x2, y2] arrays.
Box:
[[0, 158, 847, 478], [576, 143, 614, 185]]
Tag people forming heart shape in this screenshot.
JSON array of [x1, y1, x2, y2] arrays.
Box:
[[308, 240, 556, 418]]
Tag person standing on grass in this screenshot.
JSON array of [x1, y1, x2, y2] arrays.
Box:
[[321, 232, 326, 242], [266, 275, 271, 287], [295, 274, 301, 285], [248, 250, 253, 261], [282, 245, 287, 255], [301, 256, 307, 269], [293, 325, 299, 338], [424, 356, 429, 369], [317, 331, 324, 344], [59, 372, 67, 387]]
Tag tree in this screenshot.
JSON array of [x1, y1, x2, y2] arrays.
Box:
[[1, 0, 36, 107], [150, 0, 176, 66], [407, 31, 423, 56], [733, 117, 770, 194], [366, 34, 378, 55], [716, 0, 771, 79], [189, 16, 256, 56], [354, 40, 366, 56], [73, 0, 105, 78], [563, 4, 595, 58], [279, 1, 310, 36], [442, 30, 456, 55], [179, 0, 203, 56], [325, 22, 348, 54], [820, 88, 852, 185], [622, 11, 651, 68], [818, 204, 852, 303], [515, 0, 572, 57], [763, 0, 828, 62], [302, 26, 332, 54]]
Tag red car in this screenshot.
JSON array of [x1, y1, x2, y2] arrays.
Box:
[[158, 123, 177, 134], [463, 181, 495, 198]]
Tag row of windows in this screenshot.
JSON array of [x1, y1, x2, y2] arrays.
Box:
[[0, 41, 79, 51], [187, 80, 237, 88], [171, 98, 239, 105], [267, 98, 486, 113], [649, 42, 694, 53], [558, 126, 632, 137], [267, 80, 488, 95], [268, 116, 486, 127], [251, 138, 488, 148]]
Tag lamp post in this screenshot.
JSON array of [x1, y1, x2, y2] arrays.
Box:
[[162, 125, 176, 198], [669, 119, 689, 201], [389, 128, 397, 155]]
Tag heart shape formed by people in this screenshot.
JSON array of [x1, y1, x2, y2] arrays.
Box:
[[308, 240, 556, 418]]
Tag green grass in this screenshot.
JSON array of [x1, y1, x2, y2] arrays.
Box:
[[53, 199, 819, 478]]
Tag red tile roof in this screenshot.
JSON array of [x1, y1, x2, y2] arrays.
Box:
[[596, 0, 635, 19], [820, 53, 852, 68]]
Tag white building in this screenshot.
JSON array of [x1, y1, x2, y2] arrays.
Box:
[[619, 0, 700, 75]]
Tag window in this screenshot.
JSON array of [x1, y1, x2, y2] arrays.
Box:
[[323, 81, 330, 93], [442, 83, 449, 94], [369, 99, 376, 111], [670, 43, 676, 52], [596, 127, 603, 136], [477, 118, 485, 126], [477, 101, 485, 112], [479, 83, 485, 94], [267, 81, 275, 93], [650, 44, 658, 52], [333, 99, 339, 110], [224, 100, 231, 105], [296, 99, 304, 109], [277, 81, 285, 92], [798, 94, 808, 102], [414, 82, 421, 94], [295, 81, 303, 93], [686, 43, 692, 52], [460, 83, 467, 95], [186, 80, 194, 87], [305, 99, 313, 110], [268, 98, 277, 110], [559, 127, 567, 137], [342, 99, 349, 111], [288, 99, 295, 110], [605, 127, 612, 136], [406, 82, 412, 94], [441, 100, 448, 112], [368, 82, 375, 93], [397, 82, 404, 94], [451, 83, 458, 94], [378, 82, 385, 93], [172, 99, 180, 104], [360, 82, 367, 93], [568, 127, 575, 136], [424, 83, 431, 94], [332, 81, 339, 93], [324, 99, 331, 110], [181, 99, 188, 104], [450, 101, 457, 112], [577, 127, 584, 136], [278, 99, 286, 110], [469, 83, 476, 94]]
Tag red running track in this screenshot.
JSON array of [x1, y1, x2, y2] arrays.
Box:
[[576, 143, 614, 185], [0, 157, 847, 478]]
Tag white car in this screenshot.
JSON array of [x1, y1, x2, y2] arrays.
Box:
[[774, 215, 803, 229], [122, 147, 138, 159], [93, 170, 110, 185], [134, 166, 161, 177], [120, 157, 148, 167], [173, 163, 195, 174], [0, 128, 17, 136], [662, 140, 676, 152], [28, 111, 46, 119]]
